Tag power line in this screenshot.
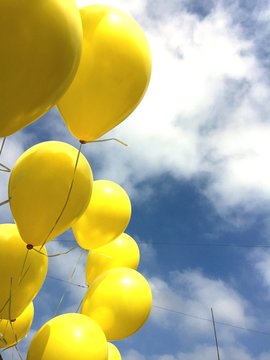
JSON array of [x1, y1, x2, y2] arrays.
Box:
[[153, 305, 270, 336], [45, 275, 270, 337], [140, 241, 270, 248], [57, 239, 270, 249]]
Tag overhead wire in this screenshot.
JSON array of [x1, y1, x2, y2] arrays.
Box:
[[45, 274, 270, 337]]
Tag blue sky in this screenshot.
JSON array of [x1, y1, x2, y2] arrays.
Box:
[[2, 0, 270, 359]]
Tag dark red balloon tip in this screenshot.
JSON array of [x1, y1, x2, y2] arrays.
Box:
[[27, 244, 33, 250]]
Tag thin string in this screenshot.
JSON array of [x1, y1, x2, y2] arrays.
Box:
[[9, 321, 18, 348], [0, 164, 10, 173], [8, 278, 13, 322], [53, 250, 84, 317], [81, 138, 128, 147], [76, 297, 84, 313], [47, 275, 88, 289], [0, 199, 10, 207], [0, 138, 6, 158], [153, 305, 270, 336], [0, 138, 11, 172], [18, 249, 29, 284], [39, 143, 83, 250], [14, 345, 23, 360], [33, 245, 78, 258]]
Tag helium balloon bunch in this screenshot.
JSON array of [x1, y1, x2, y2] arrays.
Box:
[[0, 1, 152, 359]]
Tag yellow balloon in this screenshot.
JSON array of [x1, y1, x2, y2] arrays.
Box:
[[0, 0, 82, 137], [86, 233, 140, 284], [81, 268, 152, 340], [108, 343, 122, 360], [9, 141, 93, 246], [57, 4, 151, 141], [0, 224, 48, 320], [27, 313, 108, 360], [0, 302, 34, 348], [73, 180, 131, 250]]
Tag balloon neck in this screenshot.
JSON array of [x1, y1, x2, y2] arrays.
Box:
[[26, 244, 34, 250], [79, 140, 87, 144], [10, 319, 16, 323]]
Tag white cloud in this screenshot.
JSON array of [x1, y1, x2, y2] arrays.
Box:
[[123, 345, 256, 360], [71, 0, 270, 221], [150, 269, 255, 344], [2, 0, 269, 221]]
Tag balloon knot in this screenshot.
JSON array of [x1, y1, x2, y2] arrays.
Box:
[[10, 319, 16, 323], [27, 244, 33, 250], [79, 140, 87, 144]]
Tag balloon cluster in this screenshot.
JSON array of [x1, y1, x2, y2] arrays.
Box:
[[0, 1, 152, 359]]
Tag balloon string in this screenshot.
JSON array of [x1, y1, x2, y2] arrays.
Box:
[[18, 249, 29, 284], [0, 321, 8, 347], [19, 265, 31, 286], [47, 275, 88, 289], [33, 246, 78, 258], [39, 143, 83, 250], [0, 164, 10, 173], [76, 297, 84, 313], [9, 321, 18, 348], [53, 250, 84, 317], [81, 137, 128, 147], [0, 199, 10, 207], [0, 138, 6, 158], [8, 278, 13, 322], [14, 345, 23, 360], [0, 138, 11, 172]]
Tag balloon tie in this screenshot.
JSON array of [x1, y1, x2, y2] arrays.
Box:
[[53, 250, 84, 317], [80, 138, 128, 147], [39, 143, 83, 250]]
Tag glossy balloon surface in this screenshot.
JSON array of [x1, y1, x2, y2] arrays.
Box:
[[73, 180, 131, 250], [108, 343, 122, 360], [0, 302, 34, 348], [27, 313, 107, 360], [81, 267, 152, 340], [0, 0, 82, 137], [86, 233, 140, 284], [9, 141, 93, 246], [58, 4, 151, 141], [0, 224, 48, 319]]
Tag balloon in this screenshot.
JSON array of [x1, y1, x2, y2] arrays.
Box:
[[86, 233, 140, 284], [0, 302, 34, 348], [27, 313, 107, 360], [57, 4, 152, 141], [81, 267, 152, 340], [0, 0, 82, 137], [0, 224, 48, 320], [9, 141, 93, 247], [73, 180, 131, 250], [108, 343, 122, 360]]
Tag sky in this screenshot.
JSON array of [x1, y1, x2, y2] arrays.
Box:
[[2, 0, 270, 359]]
